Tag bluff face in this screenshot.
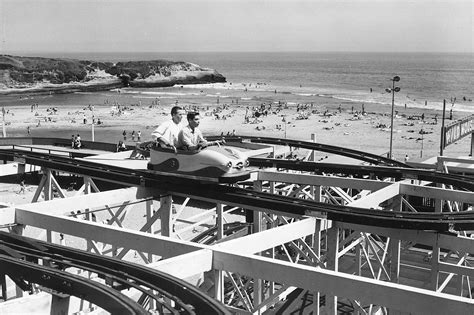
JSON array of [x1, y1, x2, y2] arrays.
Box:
[[0, 55, 226, 95]]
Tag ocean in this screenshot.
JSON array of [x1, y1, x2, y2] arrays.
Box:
[[4, 51, 474, 113]]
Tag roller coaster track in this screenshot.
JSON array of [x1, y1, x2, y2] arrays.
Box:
[[0, 143, 473, 231], [249, 158, 474, 191], [209, 136, 410, 167], [211, 136, 474, 190], [0, 137, 473, 313], [191, 222, 251, 245], [0, 232, 231, 315], [0, 254, 147, 315]]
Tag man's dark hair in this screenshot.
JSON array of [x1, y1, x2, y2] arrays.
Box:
[[187, 111, 200, 121], [171, 106, 183, 116]]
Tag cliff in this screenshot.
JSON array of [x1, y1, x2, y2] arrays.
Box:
[[0, 55, 226, 95]]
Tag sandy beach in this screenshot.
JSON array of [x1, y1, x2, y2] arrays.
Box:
[[0, 83, 471, 163], [1, 83, 471, 255]]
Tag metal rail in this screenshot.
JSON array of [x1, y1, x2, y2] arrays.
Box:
[[0, 255, 148, 315], [249, 158, 474, 191], [191, 222, 251, 245], [209, 135, 409, 167], [0, 232, 231, 315], [0, 148, 473, 231]]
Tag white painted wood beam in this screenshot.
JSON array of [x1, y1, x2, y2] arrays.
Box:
[[438, 235, 474, 255], [213, 250, 474, 315], [337, 222, 474, 255], [172, 192, 302, 219], [148, 249, 213, 279], [215, 218, 316, 254], [17, 187, 157, 215], [14, 209, 205, 259], [258, 171, 392, 191], [438, 157, 474, 165], [149, 218, 319, 277], [0, 207, 15, 225], [439, 261, 474, 279], [335, 222, 435, 244], [348, 182, 400, 208], [400, 183, 474, 203]]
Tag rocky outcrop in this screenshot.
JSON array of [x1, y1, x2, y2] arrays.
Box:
[[0, 55, 226, 95]]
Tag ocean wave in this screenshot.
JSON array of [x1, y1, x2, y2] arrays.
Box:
[[330, 94, 473, 113], [120, 90, 189, 96], [131, 95, 176, 99], [205, 94, 231, 98], [221, 80, 474, 114], [294, 93, 316, 97], [110, 77, 474, 114]]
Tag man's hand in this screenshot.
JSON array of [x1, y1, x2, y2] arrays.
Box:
[[214, 139, 226, 146]]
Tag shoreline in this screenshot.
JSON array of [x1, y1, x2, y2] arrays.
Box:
[[1, 85, 471, 163]]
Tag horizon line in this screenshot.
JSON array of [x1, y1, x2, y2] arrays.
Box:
[[1, 50, 472, 55]]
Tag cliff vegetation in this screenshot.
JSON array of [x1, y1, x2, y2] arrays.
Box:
[[0, 55, 226, 94]]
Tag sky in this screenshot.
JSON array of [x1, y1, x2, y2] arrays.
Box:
[[0, 0, 472, 53]]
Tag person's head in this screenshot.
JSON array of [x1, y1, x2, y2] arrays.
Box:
[[171, 106, 185, 124], [187, 112, 201, 129]]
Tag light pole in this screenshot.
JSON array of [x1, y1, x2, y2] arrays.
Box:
[[385, 76, 401, 159], [91, 108, 95, 142]]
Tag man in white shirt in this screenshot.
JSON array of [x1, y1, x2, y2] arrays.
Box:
[[178, 112, 223, 151], [151, 106, 185, 151]]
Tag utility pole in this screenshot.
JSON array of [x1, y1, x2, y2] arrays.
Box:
[[440, 99, 446, 156], [91, 109, 95, 142], [2, 107, 6, 137], [386, 76, 400, 159]]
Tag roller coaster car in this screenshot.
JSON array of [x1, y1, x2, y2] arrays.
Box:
[[147, 144, 250, 183]]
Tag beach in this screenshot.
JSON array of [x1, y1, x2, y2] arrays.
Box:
[[0, 83, 471, 163]]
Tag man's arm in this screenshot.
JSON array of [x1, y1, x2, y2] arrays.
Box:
[[151, 123, 171, 146], [178, 128, 198, 150], [196, 130, 208, 147], [196, 130, 225, 148]]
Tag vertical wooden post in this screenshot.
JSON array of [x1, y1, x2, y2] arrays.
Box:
[[160, 195, 173, 237], [326, 226, 339, 315], [431, 235, 440, 291], [146, 199, 158, 310], [216, 203, 224, 241], [390, 239, 401, 284], [146, 199, 154, 263], [309, 133, 317, 161], [214, 269, 224, 303], [314, 185, 322, 202], [253, 180, 263, 308], [45, 168, 52, 201], [269, 181, 276, 295], [434, 157, 444, 213], [51, 294, 70, 315], [356, 240, 362, 277], [0, 225, 26, 300], [391, 195, 402, 284], [214, 203, 225, 302], [458, 274, 465, 297], [0, 274, 6, 302], [17, 163, 25, 174], [45, 169, 54, 244], [11, 225, 24, 298], [470, 132, 474, 157], [312, 219, 322, 315], [84, 177, 92, 252], [84, 177, 91, 219]]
